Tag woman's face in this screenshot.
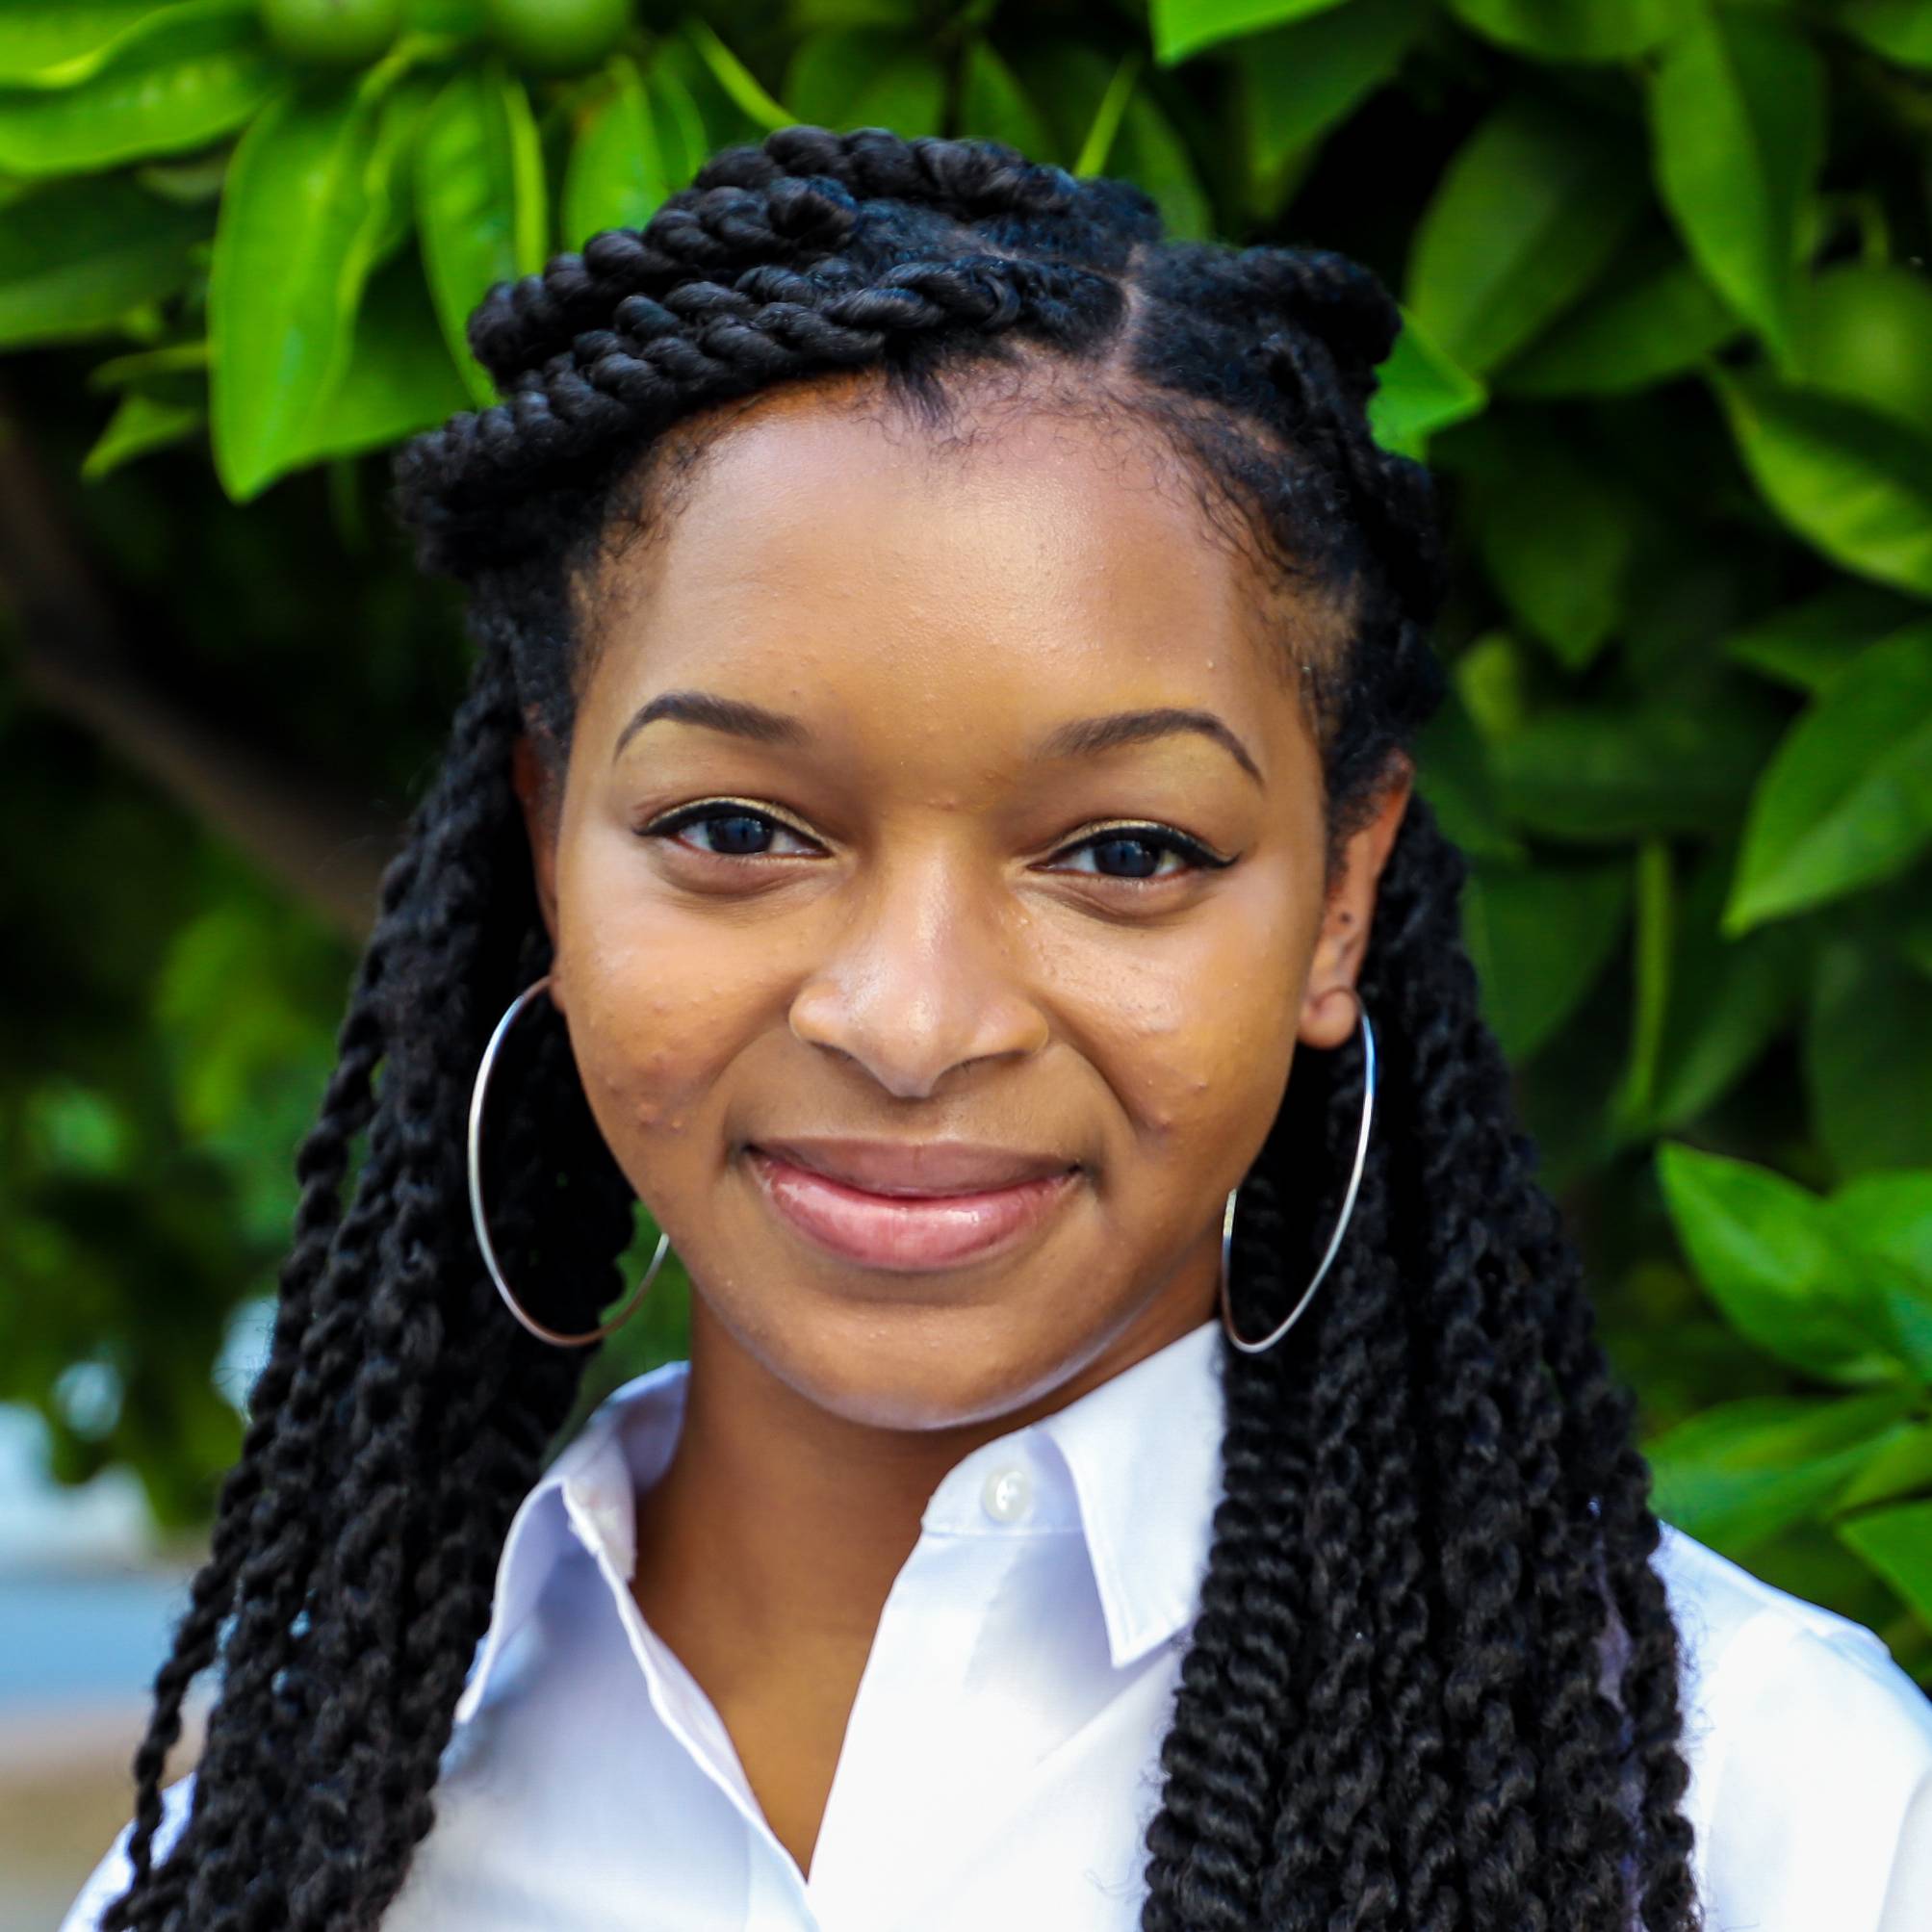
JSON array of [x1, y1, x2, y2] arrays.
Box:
[[521, 375, 1404, 1431]]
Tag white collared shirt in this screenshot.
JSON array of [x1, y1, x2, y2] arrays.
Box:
[[64, 1318, 1932, 1929]]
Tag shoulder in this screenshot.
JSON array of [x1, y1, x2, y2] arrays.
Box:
[[58, 1773, 196, 1932], [1653, 1522, 1932, 1930], [1655, 1517, 1932, 1739]]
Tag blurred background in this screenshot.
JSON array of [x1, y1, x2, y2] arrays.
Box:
[[4, 0, 1931, 1920]]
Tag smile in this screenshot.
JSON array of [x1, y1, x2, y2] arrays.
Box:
[[744, 1140, 1080, 1272]]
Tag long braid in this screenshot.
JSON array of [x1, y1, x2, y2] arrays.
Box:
[[102, 125, 1701, 1930]]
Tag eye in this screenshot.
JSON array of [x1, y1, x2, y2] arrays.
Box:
[[641, 800, 824, 859], [1044, 823, 1233, 882]]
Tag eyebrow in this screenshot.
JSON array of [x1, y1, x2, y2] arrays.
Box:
[[613, 690, 1262, 786]]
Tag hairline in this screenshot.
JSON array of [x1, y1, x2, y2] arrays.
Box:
[[546, 351, 1359, 788]]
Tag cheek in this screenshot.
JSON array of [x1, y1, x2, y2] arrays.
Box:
[[553, 841, 769, 1145], [1065, 886, 1309, 1155], [1110, 962, 1296, 1139]]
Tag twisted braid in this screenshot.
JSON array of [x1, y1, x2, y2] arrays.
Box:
[[466, 127, 1095, 394], [102, 123, 1700, 1931]]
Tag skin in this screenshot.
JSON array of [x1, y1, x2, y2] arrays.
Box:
[[513, 369, 1409, 1878]]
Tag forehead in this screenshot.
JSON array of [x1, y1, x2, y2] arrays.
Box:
[[576, 374, 1324, 742]]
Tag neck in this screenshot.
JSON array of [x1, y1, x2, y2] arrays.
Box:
[[624, 1279, 1215, 1880], [631, 1283, 1215, 1665]]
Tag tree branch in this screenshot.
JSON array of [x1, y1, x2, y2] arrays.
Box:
[[0, 417, 394, 940]]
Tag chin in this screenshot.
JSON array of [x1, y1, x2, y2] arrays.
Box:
[[741, 1291, 1118, 1435]]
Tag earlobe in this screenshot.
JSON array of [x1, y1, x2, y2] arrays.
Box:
[[1297, 764, 1413, 1050]]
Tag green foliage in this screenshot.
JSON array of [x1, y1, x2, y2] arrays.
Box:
[[3, 0, 1931, 1676], [1651, 1145, 1932, 1632], [0, 0, 277, 176], [0, 177, 208, 348], [260, 0, 403, 68], [417, 61, 546, 399], [562, 52, 671, 240], [1648, 9, 1822, 366], [210, 56, 427, 495], [1727, 623, 1932, 932], [481, 0, 631, 77], [1409, 93, 1643, 377]]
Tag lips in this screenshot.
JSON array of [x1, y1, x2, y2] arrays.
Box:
[[756, 1137, 1073, 1195], [745, 1138, 1079, 1271]]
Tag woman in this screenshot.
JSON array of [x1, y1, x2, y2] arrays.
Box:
[[65, 126, 1931, 1931]]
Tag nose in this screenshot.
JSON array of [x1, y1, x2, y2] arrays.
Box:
[[786, 853, 1050, 1100]]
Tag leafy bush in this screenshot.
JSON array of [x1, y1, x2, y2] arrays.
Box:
[[0, 0, 1927, 1673]]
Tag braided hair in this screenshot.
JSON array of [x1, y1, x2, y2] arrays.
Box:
[[101, 125, 1701, 1931]]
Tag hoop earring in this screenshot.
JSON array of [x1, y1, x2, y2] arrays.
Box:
[[1219, 997, 1378, 1356], [467, 974, 671, 1349]]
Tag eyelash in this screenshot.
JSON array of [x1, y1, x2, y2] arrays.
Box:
[[639, 801, 1235, 883]]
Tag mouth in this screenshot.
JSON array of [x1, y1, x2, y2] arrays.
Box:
[[744, 1138, 1081, 1272]]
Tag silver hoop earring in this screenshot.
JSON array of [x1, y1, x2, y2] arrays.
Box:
[[1219, 998, 1378, 1356], [467, 974, 671, 1349]]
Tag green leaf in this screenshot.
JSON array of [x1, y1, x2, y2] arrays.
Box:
[[1447, 0, 1688, 63], [1839, 1, 1932, 68], [645, 58, 708, 190], [562, 56, 672, 247], [209, 71, 409, 501], [1462, 858, 1629, 1061], [1498, 246, 1737, 398], [1016, 42, 1112, 174], [1413, 685, 1522, 863], [1713, 372, 1932, 598], [1791, 265, 1932, 441], [1407, 93, 1643, 375], [417, 63, 546, 408], [1828, 1173, 1932, 1380], [683, 17, 791, 132], [1464, 435, 1639, 668], [0, 176, 205, 348], [1616, 839, 1674, 1131], [1642, 846, 1807, 1132], [1646, 1390, 1916, 1550], [1648, 10, 1824, 363], [1834, 1425, 1932, 1512], [1727, 623, 1932, 932], [1839, 1500, 1932, 1623], [90, 339, 210, 387], [1657, 1143, 1903, 1382], [1454, 629, 1529, 740], [1832, 1173, 1932, 1291], [1236, 0, 1420, 196], [1115, 87, 1211, 242], [784, 29, 944, 140], [286, 252, 470, 466], [1489, 693, 1778, 843], [1073, 49, 1140, 177], [1806, 940, 1932, 1178], [0, 2, 210, 86], [81, 388, 202, 480], [1725, 581, 1922, 693], [1366, 302, 1485, 460], [958, 39, 1053, 164], [0, 0, 274, 176], [1150, 0, 1349, 67]]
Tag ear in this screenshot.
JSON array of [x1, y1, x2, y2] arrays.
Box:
[[1298, 761, 1412, 1050], [511, 732, 563, 973]]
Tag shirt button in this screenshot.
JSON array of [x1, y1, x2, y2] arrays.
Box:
[[981, 1464, 1033, 1524]]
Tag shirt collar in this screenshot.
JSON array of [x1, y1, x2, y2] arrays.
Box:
[[1037, 1317, 1224, 1666], [453, 1317, 1225, 1724]]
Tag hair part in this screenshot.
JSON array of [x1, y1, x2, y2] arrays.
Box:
[[101, 124, 1700, 1932]]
